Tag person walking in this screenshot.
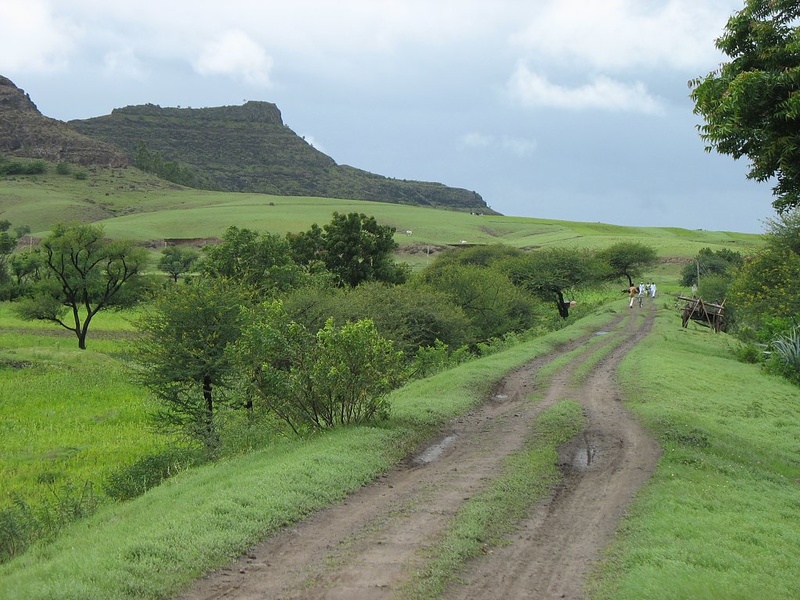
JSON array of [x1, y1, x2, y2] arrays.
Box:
[[628, 284, 638, 308], [650, 282, 657, 298], [637, 283, 645, 307]]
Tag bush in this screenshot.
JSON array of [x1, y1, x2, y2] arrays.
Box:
[[766, 327, 800, 385], [732, 341, 763, 364], [0, 157, 46, 175], [102, 447, 203, 501]]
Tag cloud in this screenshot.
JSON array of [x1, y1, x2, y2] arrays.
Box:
[[103, 48, 146, 80], [460, 132, 537, 157], [0, 1, 80, 72], [506, 64, 664, 114], [509, 0, 737, 72], [193, 30, 274, 86]]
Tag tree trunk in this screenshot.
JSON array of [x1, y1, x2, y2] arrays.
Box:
[[203, 375, 218, 450]]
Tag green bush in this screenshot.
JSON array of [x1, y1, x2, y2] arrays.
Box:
[[766, 327, 800, 385], [102, 447, 203, 502], [732, 341, 764, 364], [0, 158, 46, 176]]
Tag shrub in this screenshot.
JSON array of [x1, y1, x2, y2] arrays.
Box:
[[102, 447, 203, 501], [766, 327, 800, 385]]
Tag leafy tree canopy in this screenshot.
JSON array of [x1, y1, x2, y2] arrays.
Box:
[[14, 222, 149, 349], [507, 247, 605, 318], [158, 245, 199, 283], [203, 225, 304, 293], [679, 247, 744, 287], [595, 241, 657, 287], [690, 0, 800, 213], [288, 212, 409, 288]]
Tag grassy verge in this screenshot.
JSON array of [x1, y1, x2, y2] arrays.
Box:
[[401, 400, 586, 599], [0, 308, 621, 600], [589, 309, 800, 599]]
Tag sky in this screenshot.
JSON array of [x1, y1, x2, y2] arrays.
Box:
[[0, 0, 777, 234]]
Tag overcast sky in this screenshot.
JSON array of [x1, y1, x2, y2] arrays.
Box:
[[0, 0, 775, 233]]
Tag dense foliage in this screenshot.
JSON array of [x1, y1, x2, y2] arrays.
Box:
[[132, 279, 248, 451], [596, 241, 658, 287], [729, 209, 800, 337], [690, 0, 800, 214]]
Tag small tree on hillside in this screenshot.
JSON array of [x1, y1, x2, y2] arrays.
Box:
[[203, 226, 305, 293], [158, 245, 199, 282], [508, 247, 604, 319], [14, 222, 149, 349], [132, 279, 247, 451], [596, 241, 658, 287]]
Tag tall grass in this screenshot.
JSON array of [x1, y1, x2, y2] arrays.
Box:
[[0, 304, 167, 561]]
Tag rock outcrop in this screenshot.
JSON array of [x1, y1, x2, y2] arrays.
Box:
[[0, 76, 128, 167]]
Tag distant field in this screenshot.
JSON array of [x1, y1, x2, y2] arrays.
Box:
[[0, 166, 763, 261]]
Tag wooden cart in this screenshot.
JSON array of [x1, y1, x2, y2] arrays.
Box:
[[678, 296, 727, 332]]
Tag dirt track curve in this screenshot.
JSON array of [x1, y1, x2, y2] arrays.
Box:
[[178, 303, 661, 600]]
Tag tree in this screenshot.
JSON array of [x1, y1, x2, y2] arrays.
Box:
[[203, 226, 304, 293], [236, 303, 403, 433], [679, 247, 744, 288], [158, 245, 199, 282], [596, 241, 657, 287], [729, 209, 800, 336], [418, 262, 535, 339], [132, 279, 247, 450], [14, 223, 148, 349], [689, 0, 800, 214], [0, 220, 17, 288], [288, 212, 409, 287], [282, 281, 474, 356], [508, 247, 602, 319]]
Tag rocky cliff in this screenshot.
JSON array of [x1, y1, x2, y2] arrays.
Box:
[[0, 76, 127, 167]]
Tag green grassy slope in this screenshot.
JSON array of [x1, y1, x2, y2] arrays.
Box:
[[0, 167, 763, 262]]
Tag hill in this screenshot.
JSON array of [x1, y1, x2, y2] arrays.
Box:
[[0, 76, 127, 167], [67, 101, 494, 214], [0, 75, 491, 214]]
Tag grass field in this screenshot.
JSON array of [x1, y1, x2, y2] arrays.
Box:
[[590, 307, 800, 599], [0, 304, 162, 509], [1, 167, 762, 261]]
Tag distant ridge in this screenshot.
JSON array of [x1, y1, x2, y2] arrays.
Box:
[[69, 101, 496, 214], [0, 76, 127, 167]]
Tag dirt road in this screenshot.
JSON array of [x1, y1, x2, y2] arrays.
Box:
[[179, 305, 661, 600]]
